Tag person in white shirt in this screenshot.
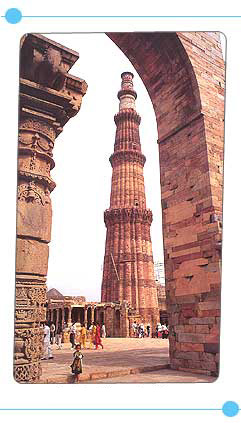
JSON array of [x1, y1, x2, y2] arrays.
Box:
[[101, 324, 106, 338], [132, 321, 137, 337], [161, 323, 168, 339], [42, 321, 53, 360]]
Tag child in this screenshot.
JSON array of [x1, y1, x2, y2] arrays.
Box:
[[70, 344, 84, 383]]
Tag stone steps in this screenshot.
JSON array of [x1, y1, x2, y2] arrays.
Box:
[[39, 363, 170, 384]]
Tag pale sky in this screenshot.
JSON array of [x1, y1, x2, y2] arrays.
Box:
[[46, 33, 163, 300], [46, 33, 225, 301]]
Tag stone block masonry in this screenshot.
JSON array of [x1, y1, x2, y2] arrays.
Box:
[[15, 34, 87, 383], [108, 32, 224, 376]]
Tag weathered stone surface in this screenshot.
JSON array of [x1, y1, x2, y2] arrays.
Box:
[[178, 333, 207, 343], [189, 317, 216, 325], [16, 239, 49, 276], [17, 200, 52, 242], [109, 32, 223, 375], [204, 343, 220, 353], [195, 325, 210, 334], [15, 34, 87, 383]]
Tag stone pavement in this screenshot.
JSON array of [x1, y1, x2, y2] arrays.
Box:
[[85, 368, 215, 383], [39, 338, 214, 383], [40, 338, 169, 383]]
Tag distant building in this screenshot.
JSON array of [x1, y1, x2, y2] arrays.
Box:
[[156, 282, 168, 324], [46, 284, 168, 337], [101, 72, 159, 328]]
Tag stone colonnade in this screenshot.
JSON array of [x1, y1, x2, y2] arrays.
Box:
[[15, 34, 87, 382], [47, 302, 130, 338]]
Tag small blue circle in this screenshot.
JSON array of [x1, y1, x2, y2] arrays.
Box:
[[222, 401, 239, 417], [5, 8, 22, 24]]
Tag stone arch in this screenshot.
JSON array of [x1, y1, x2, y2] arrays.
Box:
[[107, 32, 202, 141], [107, 32, 223, 376]]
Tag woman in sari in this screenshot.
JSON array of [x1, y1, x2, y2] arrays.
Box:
[[89, 322, 96, 349], [95, 323, 104, 349]]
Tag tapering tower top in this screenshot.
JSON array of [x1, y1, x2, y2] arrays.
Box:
[[118, 71, 137, 111]]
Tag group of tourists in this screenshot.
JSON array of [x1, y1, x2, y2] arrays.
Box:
[[131, 321, 169, 339], [69, 322, 105, 350], [132, 321, 151, 338], [155, 322, 169, 339], [42, 321, 106, 360]]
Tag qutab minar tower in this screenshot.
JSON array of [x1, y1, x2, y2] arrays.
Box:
[[101, 72, 159, 328]]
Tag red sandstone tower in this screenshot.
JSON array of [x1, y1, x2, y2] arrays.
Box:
[[101, 72, 159, 328]]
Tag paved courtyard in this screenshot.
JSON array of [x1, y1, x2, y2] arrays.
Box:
[[85, 368, 216, 383], [40, 338, 215, 383]]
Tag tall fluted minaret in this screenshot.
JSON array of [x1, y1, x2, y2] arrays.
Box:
[[101, 72, 158, 327]]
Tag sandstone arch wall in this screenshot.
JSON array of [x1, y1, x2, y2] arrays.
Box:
[[108, 32, 224, 376]]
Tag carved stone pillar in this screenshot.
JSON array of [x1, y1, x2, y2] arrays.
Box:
[[77, 308, 81, 323], [84, 307, 87, 326], [56, 309, 59, 330], [61, 307, 64, 328], [67, 307, 72, 326], [91, 306, 95, 323], [15, 34, 87, 383]]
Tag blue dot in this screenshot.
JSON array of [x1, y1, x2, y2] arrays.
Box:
[[5, 8, 22, 24], [222, 401, 239, 417]]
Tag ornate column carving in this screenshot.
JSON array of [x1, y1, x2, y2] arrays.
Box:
[[67, 306, 72, 326], [15, 34, 87, 383]]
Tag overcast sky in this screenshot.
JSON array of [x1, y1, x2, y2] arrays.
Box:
[[45, 33, 225, 301], [46, 33, 162, 301]]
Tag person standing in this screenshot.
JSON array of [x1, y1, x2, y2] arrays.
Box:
[[132, 321, 137, 338], [70, 344, 84, 383], [69, 323, 76, 350], [56, 325, 63, 350], [80, 323, 87, 349], [161, 323, 168, 339], [139, 323, 144, 338], [157, 323, 162, 338], [146, 323, 151, 337], [101, 323, 106, 338], [50, 321, 55, 344], [42, 321, 53, 360], [95, 323, 104, 349], [91, 322, 96, 349]]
